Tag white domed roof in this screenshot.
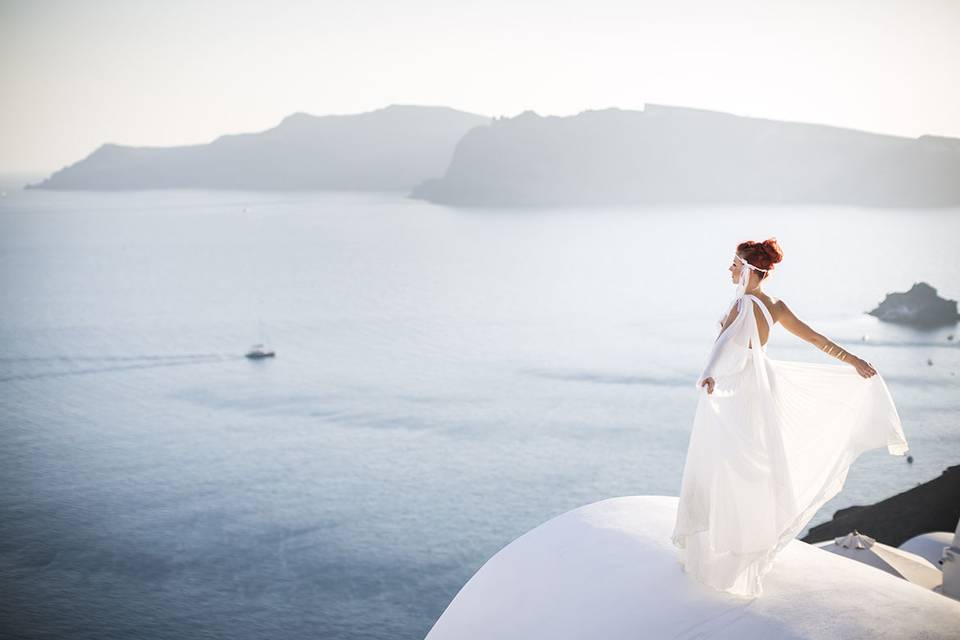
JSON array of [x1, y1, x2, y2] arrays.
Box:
[[900, 531, 954, 568], [426, 496, 960, 639]]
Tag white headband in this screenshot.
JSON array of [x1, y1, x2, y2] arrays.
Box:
[[735, 254, 769, 272]]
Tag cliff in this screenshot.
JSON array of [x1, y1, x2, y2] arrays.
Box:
[[410, 104, 960, 207], [803, 465, 960, 547]]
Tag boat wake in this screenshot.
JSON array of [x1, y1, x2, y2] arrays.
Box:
[[0, 353, 245, 382]]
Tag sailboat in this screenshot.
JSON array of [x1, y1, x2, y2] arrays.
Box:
[[245, 318, 276, 359]]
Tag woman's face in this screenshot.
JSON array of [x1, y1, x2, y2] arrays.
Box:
[[729, 254, 744, 283]]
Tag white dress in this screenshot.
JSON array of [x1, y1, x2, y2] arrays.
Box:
[[670, 282, 909, 598]]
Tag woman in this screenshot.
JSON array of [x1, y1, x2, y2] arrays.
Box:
[[670, 238, 909, 598]]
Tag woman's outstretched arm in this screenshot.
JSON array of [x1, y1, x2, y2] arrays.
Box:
[[777, 300, 877, 378]]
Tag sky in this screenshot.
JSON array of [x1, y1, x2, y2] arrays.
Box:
[[2, 0, 959, 174]]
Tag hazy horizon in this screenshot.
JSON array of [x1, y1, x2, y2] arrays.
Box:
[[2, 0, 959, 174]]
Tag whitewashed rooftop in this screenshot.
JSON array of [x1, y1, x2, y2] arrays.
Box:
[[427, 496, 960, 639]]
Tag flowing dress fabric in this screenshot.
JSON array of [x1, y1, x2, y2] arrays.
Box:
[[670, 292, 909, 598]]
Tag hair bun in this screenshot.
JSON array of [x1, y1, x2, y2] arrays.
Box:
[[736, 238, 783, 278], [760, 237, 784, 267]]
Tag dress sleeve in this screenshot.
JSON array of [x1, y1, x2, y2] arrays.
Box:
[[695, 297, 753, 391]]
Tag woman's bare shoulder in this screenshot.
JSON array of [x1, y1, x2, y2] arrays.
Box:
[[759, 294, 784, 321], [770, 296, 795, 320]]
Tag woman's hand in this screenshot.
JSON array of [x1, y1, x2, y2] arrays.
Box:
[[701, 377, 715, 394], [851, 357, 877, 379]]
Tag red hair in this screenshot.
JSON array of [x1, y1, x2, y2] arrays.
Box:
[[737, 238, 783, 280]]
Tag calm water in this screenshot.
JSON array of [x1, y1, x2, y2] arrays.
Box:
[[1, 188, 958, 639]]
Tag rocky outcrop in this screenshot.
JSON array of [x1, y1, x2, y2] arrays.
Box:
[[867, 282, 960, 327], [803, 465, 960, 547]]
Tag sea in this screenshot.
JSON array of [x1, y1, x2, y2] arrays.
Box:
[[1, 184, 958, 639]]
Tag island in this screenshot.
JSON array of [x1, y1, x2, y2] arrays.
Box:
[[866, 282, 960, 327]]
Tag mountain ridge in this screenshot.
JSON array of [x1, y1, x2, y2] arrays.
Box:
[[26, 103, 960, 205], [28, 104, 491, 191], [411, 103, 960, 207]]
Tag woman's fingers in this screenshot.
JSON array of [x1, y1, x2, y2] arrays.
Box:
[[856, 359, 877, 378]]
